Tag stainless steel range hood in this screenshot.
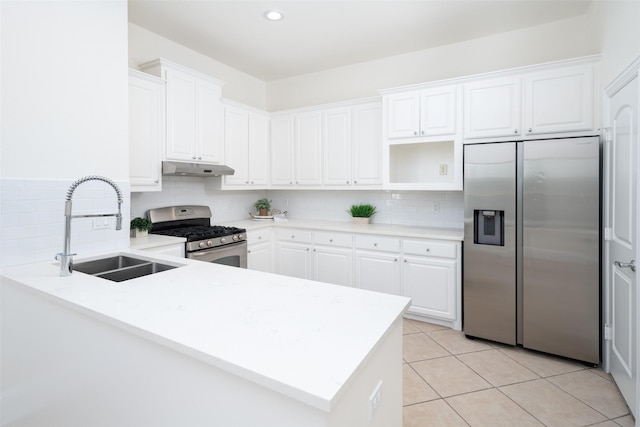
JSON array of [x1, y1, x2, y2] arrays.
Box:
[[162, 161, 234, 177]]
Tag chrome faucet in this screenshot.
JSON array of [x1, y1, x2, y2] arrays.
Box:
[[56, 175, 123, 276]]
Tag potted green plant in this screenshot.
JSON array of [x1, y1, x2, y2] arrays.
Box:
[[347, 204, 377, 224], [130, 217, 153, 238], [253, 198, 272, 216]]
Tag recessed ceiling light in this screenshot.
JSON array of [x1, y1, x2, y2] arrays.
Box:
[[264, 10, 284, 21]]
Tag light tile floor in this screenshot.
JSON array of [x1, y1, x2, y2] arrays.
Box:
[[403, 319, 636, 427]]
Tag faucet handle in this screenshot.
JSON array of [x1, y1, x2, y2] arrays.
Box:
[[56, 252, 77, 276]]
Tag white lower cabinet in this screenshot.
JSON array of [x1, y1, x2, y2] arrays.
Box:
[[277, 229, 353, 286], [401, 239, 461, 328], [276, 229, 313, 279], [312, 231, 353, 286], [354, 235, 401, 295], [247, 228, 272, 273], [354, 250, 401, 295], [274, 227, 462, 328]]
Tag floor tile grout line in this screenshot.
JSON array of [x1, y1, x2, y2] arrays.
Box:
[[542, 374, 631, 421], [493, 384, 550, 427]]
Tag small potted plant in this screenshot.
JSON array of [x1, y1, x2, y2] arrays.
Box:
[[253, 198, 272, 216], [130, 217, 153, 238], [347, 204, 377, 224]]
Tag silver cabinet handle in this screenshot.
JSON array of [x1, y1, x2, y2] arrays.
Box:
[[614, 260, 636, 272], [413, 131, 417, 135], [514, 129, 518, 134], [528, 128, 532, 132]]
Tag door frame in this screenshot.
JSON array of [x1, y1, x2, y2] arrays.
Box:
[[602, 54, 640, 418]]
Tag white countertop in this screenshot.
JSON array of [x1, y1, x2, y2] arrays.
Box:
[[224, 218, 464, 241], [1, 251, 410, 412], [129, 234, 186, 250]]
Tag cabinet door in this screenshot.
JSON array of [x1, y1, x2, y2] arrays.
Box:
[[249, 113, 270, 185], [277, 242, 311, 279], [271, 115, 295, 185], [313, 246, 353, 287], [386, 92, 420, 139], [295, 112, 322, 185], [248, 241, 271, 273], [197, 79, 223, 163], [524, 66, 594, 135], [323, 107, 351, 186], [353, 102, 382, 185], [402, 256, 457, 320], [129, 70, 164, 192], [464, 77, 521, 139], [420, 86, 457, 136], [354, 250, 400, 295], [165, 68, 198, 161], [223, 106, 250, 185]]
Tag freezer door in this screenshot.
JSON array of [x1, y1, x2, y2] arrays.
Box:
[[463, 143, 517, 345], [522, 137, 600, 363]]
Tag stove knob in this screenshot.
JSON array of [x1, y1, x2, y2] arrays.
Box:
[[220, 237, 226, 244], [207, 240, 213, 247], [238, 234, 245, 240], [198, 241, 206, 248], [232, 235, 239, 241]]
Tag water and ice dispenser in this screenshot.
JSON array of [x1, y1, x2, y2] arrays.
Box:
[[473, 210, 504, 246]]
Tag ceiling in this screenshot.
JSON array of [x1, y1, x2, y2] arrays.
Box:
[[128, 0, 592, 82]]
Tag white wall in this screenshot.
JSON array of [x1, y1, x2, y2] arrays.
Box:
[[266, 15, 595, 111], [128, 23, 267, 110], [0, 1, 131, 267], [1, 1, 129, 180], [588, 0, 640, 88]]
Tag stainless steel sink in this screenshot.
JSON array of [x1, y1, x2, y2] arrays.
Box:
[[74, 255, 179, 282]]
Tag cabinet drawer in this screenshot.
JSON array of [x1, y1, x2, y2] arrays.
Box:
[[403, 239, 457, 259], [314, 231, 352, 248], [354, 235, 400, 252], [247, 228, 271, 244], [277, 229, 312, 244]]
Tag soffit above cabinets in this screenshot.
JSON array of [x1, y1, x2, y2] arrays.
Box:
[[128, 0, 592, 82]]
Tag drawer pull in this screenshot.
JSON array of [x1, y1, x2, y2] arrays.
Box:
[[426, 248, 430, 252], [374, 243, 378, 247], [329, 239, 333, 242]]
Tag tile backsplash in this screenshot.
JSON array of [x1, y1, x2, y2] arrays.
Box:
[[1, 178, 131, 268], [131, 176, 464, 228]]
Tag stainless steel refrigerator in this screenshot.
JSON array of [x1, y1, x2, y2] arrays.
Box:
[[463, 137, 600, 364]]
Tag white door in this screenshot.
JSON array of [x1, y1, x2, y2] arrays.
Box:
[[322, 107, 351, 186], [606, 73, 638, 417], [294, 112, 322, 185], [223, 106, 249, 185]]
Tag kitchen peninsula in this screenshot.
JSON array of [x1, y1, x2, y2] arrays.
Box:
[[1, 250, 410, 427]]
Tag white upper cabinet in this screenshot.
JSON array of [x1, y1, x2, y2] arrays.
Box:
[[381, 84, 462, 191], [387, 86, 458, 139], [295, 111, 323, 185], [140, 59, 224, 164], [270, 115, 295, 186], [323, 107, 351, 186], [523, 66, 594, 135], [128, 69, 165, 192], [271, 99, 382, 189], [464, 76, 522, 139], [352, 102, 382, 186], [463, 59, 597, 141], [223, 103, 269, 188], [223, 106, 249, 185]]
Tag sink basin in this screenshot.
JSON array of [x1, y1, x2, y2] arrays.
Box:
[[74, 255, 149, 275], [73, 255, 179, 282]]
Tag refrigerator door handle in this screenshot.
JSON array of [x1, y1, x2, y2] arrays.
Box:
[[614, 260, 636, 272]]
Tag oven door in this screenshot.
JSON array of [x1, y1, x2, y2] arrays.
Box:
[[187, 241, 247, 268]]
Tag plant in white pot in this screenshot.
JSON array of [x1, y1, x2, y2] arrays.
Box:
[[347, 204, 377, 224], [130, 217, 153, 238]]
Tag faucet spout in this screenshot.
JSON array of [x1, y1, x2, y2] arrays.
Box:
[[57, 175, 124, 277]]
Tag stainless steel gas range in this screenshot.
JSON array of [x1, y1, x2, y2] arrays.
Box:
[[148, 205, 247, 268]]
